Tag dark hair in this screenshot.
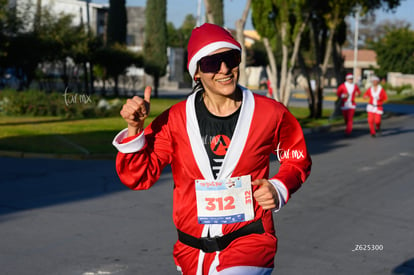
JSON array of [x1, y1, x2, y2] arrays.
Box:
[[189, 80, 204, 96]]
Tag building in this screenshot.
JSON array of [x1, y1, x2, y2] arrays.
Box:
[[8, 0, 108, 36], [126, 6, 145, 50], [341, 49, 378, 87]]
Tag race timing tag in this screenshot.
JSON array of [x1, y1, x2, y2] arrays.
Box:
[[195, 175, 254, 224]]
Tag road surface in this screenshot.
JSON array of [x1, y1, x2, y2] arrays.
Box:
[[0, 113, 413, 275]]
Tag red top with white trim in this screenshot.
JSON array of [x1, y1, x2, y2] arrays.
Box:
[[113, 87, 312, 272], [363, 85, 388, 114], [337, 82, 361, 110]]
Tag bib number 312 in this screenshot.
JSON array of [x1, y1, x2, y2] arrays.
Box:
[[195, 176, 254, 224], [205, 196, 235, 211]]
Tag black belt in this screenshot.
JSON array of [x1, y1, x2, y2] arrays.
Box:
[[177, 219, 265, 253]]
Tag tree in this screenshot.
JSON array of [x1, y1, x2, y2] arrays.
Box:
[[167, 14, 197, 48], [181, 14, 197, 46], [300, 1, 348, 118], [93, 44, 142, 96], [0, 1, 100, 92], [0, 0, 8, 60], [204, 0, 224, 26], [252, 0, 402, 118], [144, 0, 167, 98], [2, 33, 47, 90], [235, 0, 252, 87], [370, 26, 414, 76], [167, 22, 183, 48], [144, 0, 168, 97], [107, 0, 127, 46], [349, 17, 411, 48], [246, 40, 268, 67], [303, 0, 402, 118], [252, 0, 309, 106], [38, 11, 89, 89]]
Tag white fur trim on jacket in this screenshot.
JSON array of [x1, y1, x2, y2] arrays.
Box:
[[112, 128, 146, 153]]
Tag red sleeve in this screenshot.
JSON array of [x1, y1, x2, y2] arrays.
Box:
[[270, 107, 312, 201], [355, 85, 361, 96], [381, 89, 388, 102], [363, 88, 370, 99], [337, 84, 344, 97], [115, 109, 173, 190]]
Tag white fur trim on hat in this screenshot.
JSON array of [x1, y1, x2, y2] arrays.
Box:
[[188, 41, 241, 80], [346, 74, 353, 80]]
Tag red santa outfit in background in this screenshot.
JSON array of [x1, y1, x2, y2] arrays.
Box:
[[113, 23, 311, 275], [363, 76, 388, 137], [336, 73, 361, 136]]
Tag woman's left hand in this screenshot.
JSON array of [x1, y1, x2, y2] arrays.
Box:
[[252, 179, 279, 210]]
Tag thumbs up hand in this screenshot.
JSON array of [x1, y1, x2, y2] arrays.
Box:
[[120, 86, 152, 137]]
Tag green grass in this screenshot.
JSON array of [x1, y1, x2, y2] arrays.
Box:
[[288, 106, 364, 128], [0, 98, 181, 156], [387, 95, 414, 104], [0, 96, 368, 156]]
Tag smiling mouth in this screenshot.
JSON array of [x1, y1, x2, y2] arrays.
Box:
[[216, 76, 233, 82]]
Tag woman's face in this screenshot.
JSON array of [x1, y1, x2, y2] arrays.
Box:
[[194, 48, 240, 98]]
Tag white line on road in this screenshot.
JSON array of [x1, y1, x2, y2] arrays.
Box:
[[82, 264, 128, 275], [359, 152, 413, 172]]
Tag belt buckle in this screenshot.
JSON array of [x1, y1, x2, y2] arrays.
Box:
[[201, 237, 220, 253]]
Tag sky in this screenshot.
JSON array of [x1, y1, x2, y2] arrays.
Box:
[[92, 0, 414, 30]]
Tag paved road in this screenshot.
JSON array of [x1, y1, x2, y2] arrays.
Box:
[[272, 113, 414, 275], [1, 114, 414, 275]]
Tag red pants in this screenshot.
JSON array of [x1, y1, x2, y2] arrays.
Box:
[[367, 112, 382, 135], [342, 109, 355, 135]]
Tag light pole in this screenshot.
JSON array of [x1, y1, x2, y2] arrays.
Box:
[[196, 0, 202, 26], [353, 6, 360, 84]]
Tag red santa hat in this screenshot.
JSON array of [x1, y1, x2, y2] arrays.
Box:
[[345, 73, 353, 80], [187, 23, 242, 80]]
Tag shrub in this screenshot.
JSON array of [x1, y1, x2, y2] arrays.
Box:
[[0, 89, 121, 118], [381, 83, 413, 95]]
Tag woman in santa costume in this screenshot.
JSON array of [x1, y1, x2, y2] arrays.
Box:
[[112, 23, 311, 275], [363, 76, 388, 137], [336, 73, 361, 136]]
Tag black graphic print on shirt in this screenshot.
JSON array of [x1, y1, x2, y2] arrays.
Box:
[[195, 91, 241, 179]]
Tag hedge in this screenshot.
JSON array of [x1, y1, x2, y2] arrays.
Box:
[[0, 89, 123, 118]]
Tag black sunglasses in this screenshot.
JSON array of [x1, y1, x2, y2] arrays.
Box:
[[198, 49, 241, 74]]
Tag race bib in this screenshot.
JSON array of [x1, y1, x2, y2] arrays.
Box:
[[195, 175, 254, 224], [366, 104, 377, 113], [344, 100, 353, 108]]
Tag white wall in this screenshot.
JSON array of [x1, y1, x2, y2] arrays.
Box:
[[11, 0, 106, 32]]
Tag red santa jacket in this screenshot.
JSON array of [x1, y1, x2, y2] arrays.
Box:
[[337, 82, 361, 110], [113, 87, 312, 273], [363, 85, 388, 114]]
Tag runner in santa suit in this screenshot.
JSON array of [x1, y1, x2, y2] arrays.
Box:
[[363, 76, 388, 137], [112, 23, 312, 275], [336, 73, 361, 136]]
